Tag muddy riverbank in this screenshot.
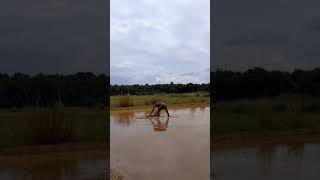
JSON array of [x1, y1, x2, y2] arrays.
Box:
[[110, 102, 209, 111]]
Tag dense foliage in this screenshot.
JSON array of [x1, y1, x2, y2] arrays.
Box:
[[110, 83, 210, 96], [3, 67, 320, 107], [0, 73, 108, 108], [212, 67, 320, 101]]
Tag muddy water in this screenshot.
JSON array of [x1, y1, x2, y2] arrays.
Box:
[[111, 106, 210, 180], [0, 153, 108, 180], [213, 142, 320, 180]]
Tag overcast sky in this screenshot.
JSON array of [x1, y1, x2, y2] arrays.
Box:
[[0, 0, 107, 75], [111, 0, 210, 85], [213, 0, 320, 72]]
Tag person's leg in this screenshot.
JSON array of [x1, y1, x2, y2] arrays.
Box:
[[165, 108, 170, 116], [155, 107, 161, 116]]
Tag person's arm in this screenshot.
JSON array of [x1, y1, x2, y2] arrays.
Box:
[[165, 116, 170, 126], [149, 105, 156, 116]]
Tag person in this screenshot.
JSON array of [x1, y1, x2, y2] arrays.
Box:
[[149, 102, 170, 117]]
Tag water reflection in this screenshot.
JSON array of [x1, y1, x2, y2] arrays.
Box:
[[213, 142, 320, 180], [0, 158, 107, 180], [111, 106, 210, 180], [287, 143, 305, 158], [286, 143, 305, 170], [199, 106, 206, 112], [256, 145, 277, 169], [149, 116, 170, 132], [190, 107, 197, 117], [112, 111, 135, 127], [112, 110, 172, 132]]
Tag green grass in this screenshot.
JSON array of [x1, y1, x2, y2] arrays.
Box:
[[111, 92, 210, 108], [0, 107, 108, 148], [213, 95, 320, 134]]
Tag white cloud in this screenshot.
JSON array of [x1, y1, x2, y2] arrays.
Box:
[[111, 0, 210, 84]]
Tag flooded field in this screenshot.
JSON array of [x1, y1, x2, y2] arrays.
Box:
[[111, 106, 210, 180], [213, 142, 320, 180], [0, 151, 108, 180]]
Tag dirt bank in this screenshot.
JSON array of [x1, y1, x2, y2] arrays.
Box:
[[111, 102, 209, 111]]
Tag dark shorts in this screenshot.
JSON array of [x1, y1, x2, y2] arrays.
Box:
[[158, 104, 166, 110]]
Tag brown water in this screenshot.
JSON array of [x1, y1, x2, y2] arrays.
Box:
[[0, 153, 108, 180], [110, 106, 210, 180], [212, 142, 320, 180]]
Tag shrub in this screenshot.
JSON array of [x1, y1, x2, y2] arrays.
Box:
[[272, 103, 287, 112], [118, 96, 134, 107], [149, 96, 166, 105]]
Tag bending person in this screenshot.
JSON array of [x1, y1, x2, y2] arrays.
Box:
[[149, 102, 170, 117]]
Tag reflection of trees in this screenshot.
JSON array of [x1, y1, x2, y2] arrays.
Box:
[[112, 112, 135, 127], [190, 107, 197, 117], [287, 143, 305, 169], [149, 116, 170, 132], [199, 106, 206, 112], [256, 143, 305, 174], [287, 143, 305, 158], [256, 145, 277, 169]]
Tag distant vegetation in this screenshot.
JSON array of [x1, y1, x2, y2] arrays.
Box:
[[111, 83, 210, 96], [212, 67, 320, 140], [212, 67, 320, 101], [111, 93, 210, 109], [0, 72, 108, 108], [213, 95, 320, 133], [0, 72, 108, 147]]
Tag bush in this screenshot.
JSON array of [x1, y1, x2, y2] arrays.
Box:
[[118, 96, 134, 107], [149, 96, 166, 105], [203, 93, 210, 97], [272, 103, 287, 112], [258, 115, 274, 130]]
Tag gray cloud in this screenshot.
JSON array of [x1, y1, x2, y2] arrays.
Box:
[[212, 0, 320, 72], [305, 18, 320, 32], [111, 0, 210, 85], [0, 0, 108, 75], [224, 32, 288, 48]]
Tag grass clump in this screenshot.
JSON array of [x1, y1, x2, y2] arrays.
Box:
[[110, 93, 210, 109], [213, 95, 320, 134], [148, 96, 166, 105], [118, 96, 134, 107]]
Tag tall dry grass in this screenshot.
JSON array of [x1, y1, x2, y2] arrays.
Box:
[[118, 96, 134, 107], [213, 95, 320, 133]]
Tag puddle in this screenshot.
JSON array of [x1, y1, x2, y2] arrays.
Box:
[[111, 106, 210, 180], [212, 142, 320, 180], [0, 155, 107, 180]]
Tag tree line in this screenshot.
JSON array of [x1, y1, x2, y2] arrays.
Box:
[[110, 83, 210, 96], [212, 67, 320, 101], [0, 73, 108, 108], [3, 67, 320, 107]]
